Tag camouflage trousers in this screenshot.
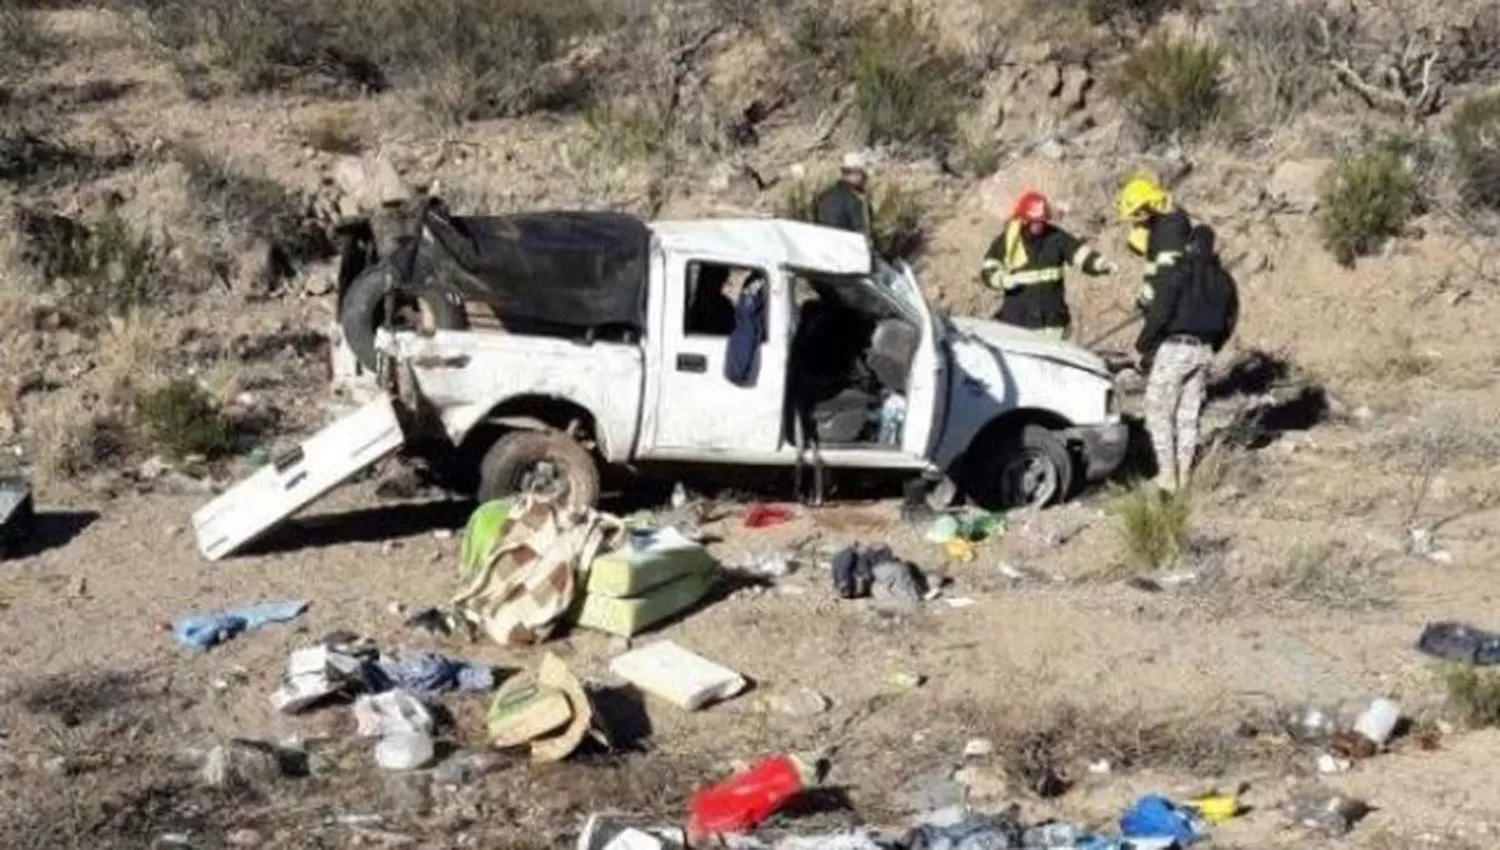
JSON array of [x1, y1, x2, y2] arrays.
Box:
[[1144, 338, 1213, 491]]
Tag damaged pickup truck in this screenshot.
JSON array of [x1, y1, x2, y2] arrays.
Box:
[[193, 201, 1127, 561]]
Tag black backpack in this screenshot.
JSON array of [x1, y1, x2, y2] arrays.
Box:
[[1185, 224, 1239, 352]]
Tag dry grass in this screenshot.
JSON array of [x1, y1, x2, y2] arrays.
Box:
[[0, 7, 54, 70], [1216, 0, 1335, 127], [1260, 540, 1393, 611], [1355, 330, 1436, 382], [1113, 486, 1193, 571], [123, 0, 618, 119], [303, 108, 365, 155]]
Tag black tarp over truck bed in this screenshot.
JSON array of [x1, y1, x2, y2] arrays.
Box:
[[393, 202, 652, 332]]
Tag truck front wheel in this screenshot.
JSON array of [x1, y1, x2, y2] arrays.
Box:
[[966, 424, 1074, 511], [477, 431, 601, 509]]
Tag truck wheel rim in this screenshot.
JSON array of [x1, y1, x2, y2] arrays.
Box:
[[515, 460, 567, 500], [1000, 453, 1056, 507]]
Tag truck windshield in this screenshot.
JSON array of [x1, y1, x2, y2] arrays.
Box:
[[870, 258, 926, 322]]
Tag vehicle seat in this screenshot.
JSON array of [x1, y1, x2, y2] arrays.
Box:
[[866, 318, 919, 394], [812, 388, 876, 443]]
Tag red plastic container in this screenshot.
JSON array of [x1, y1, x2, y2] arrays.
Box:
[[687, 754, 813, 840]]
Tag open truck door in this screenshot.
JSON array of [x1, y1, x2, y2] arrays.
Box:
[[192, 397, 407, 561]]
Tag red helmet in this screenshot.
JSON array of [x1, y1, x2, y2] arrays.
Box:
[[1012, 190, 1051, 224]]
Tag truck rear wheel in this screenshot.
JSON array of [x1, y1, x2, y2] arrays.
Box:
[[477, 431, 600, 509], [966, 424, 1074, 511], [339, 264, 468, 371]]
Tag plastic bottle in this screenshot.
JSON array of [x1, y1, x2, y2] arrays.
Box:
[[1353, 698, 1401, 746], [687, 754, 815, 841], [374, 731, 435, 771], [879, 394, 907, 445], [1023, 822, 1080, 847]]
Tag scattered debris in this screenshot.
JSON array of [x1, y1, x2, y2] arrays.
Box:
[[1417, 620, 1500, 665], [174, 600, 309, 651], [1291, 787, 1371, 837], [375, 730, 435, 771], [487, 652, 603, 763], [962, 738, 994, 758], [0, 475, 35, 558], [1187, 794, 1242, 825], [609, 641, 747, 711], [1316, 753, 1351, 775], [688, 754, 818, 842], [579, 813, 688, 850], [373, 651, 495, 699], [199, 739, 299, 789], [1351, 697, 1401, 748], [576, 526, 719, 638], [871, 559, 925, 616], [744, 504, 795, 529], [352, 690, 433, 738], [270, 642, 368, 713], [1119, 795, 1205, 846], [772, 687, 831, 717], [432, 750, 501, 787]]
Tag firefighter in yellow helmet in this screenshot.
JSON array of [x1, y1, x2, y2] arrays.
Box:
[[1117, 174, 1193, 315]]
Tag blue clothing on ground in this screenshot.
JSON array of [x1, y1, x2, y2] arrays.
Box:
[[174, 600, 309, 650]]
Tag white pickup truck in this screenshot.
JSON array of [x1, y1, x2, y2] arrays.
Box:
[[192, 209, 1128, 561]]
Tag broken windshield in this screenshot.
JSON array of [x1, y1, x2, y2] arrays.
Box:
[[869, 258, 925, 320]]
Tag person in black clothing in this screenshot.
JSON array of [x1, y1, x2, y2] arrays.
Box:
[[1117, 175, 1194, 314], [1134, 224, 1239, 492], [979, 190, 1116, 339], [813, 152, 872, 239]]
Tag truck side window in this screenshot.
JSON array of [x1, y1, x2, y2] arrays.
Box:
[[685, 261, 765, 338]]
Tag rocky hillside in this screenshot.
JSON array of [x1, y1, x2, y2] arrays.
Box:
[[2, 0, 1499, 485]]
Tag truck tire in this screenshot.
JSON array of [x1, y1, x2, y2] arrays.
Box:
[[339, 264, 468, 371], [478, 431, 601, 509], [967, 424, 1074, 511]]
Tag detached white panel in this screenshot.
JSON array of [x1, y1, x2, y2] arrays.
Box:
[[192, 397, 406, 561]]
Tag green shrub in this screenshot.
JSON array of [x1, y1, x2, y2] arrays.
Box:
[[18, 209, 167, 328], [1449, 91, 1500, 210], [1115, 486, 1192, 570], [850, 6, 971, 147], [134, 380, 237, 460], [1443, 665, 1500, 728], [1115, 37, 1229, 144], [777, 178, 926, 261], [1316, 148, 1417, 266]]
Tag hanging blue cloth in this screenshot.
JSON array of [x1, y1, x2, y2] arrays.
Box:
[[723, 274, 768, 387]]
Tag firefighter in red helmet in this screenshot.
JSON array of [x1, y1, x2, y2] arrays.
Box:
[[980, 190, 1116, 340]]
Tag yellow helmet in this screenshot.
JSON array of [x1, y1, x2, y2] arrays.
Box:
[[1117, 174, 1170, 221]]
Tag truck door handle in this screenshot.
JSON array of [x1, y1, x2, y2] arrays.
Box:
[[676, 353, 707, 373]]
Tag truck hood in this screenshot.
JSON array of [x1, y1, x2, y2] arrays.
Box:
[[946, 316, 1109, 377]]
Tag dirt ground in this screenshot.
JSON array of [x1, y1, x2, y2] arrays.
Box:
[[6, 2, 1500, 848], [4, 372, 1500, 849]]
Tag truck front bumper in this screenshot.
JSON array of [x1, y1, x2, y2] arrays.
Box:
[[1063, 419, 1130, 482]]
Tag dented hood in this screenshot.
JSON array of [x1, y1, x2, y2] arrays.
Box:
[[946, 316, 1110, 377]]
